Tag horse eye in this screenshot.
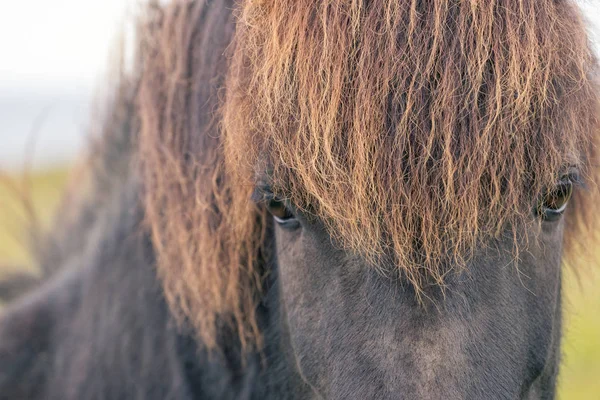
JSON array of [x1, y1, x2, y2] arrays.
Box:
[[266, 199, 298, 226], [537, 180, 573, 221]]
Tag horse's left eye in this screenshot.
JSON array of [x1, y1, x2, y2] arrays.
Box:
[[537, 180, 573, 221], [267, 199, 298, 227]]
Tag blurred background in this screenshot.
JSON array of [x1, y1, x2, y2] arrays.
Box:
[[0, 1, 599, 398]]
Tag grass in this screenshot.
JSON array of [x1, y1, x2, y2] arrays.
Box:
[[0, 166, 598, 398], [559, 268, 600, 399], [0, 167, 69, 274]]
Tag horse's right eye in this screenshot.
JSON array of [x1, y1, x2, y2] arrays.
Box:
[[267, 199, 298, 227], [536, 180, 573, 221]]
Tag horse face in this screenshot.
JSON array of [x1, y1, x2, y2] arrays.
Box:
[[222, 2, 597, 396], [267, 199, 565, 399]]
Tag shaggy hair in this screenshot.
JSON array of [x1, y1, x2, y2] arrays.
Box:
[[139, 0, 600, 351]]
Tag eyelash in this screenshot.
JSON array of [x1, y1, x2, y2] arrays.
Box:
[[252, 187, 300, 228], [536, 173, 580, 221]]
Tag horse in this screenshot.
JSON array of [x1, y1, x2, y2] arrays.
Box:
[[1, 0, 599, 398]]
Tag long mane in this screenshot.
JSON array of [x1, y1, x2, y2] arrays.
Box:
[[138, 0, 600, 351], [138, 0, 267, 351]]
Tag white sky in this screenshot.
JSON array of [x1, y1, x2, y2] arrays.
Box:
[[0, 0, 136, 91], [0, 0, 139, 169]]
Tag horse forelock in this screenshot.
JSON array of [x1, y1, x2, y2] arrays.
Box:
[[224, 0, 600, 278], [138, 0, 600, 352]]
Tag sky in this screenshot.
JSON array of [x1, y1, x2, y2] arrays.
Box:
[[0, 1, 599, 169], [0, 0, 136, 91], [0, 0, 137, 170]]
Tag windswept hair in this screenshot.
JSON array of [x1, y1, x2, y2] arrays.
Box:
[[139, 0, 600, 351]]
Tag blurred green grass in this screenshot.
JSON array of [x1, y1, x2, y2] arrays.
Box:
[[0, 167, 598, 398]]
